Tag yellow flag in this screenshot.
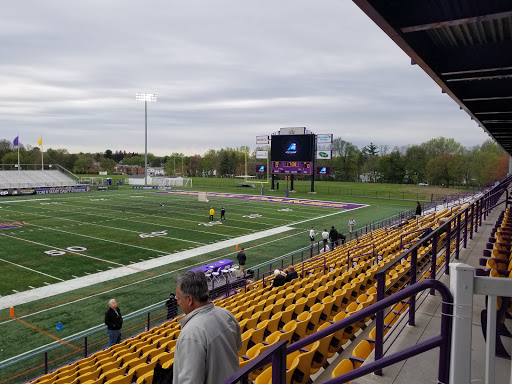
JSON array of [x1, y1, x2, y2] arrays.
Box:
[[37, 136, 42, 146]]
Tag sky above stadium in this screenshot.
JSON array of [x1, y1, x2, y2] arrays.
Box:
[[1, 0, 491, 156]]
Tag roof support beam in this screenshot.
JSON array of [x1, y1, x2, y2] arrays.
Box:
[[401, 11, 512, 33]]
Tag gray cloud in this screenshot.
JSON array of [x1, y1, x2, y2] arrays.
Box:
[[1, 0, 490, 156]]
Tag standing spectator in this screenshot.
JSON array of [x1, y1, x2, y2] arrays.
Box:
[[272, 269, 287, 287], [209, 207, 215, 221], [338, 231, 346, 245], [415, 202, 422, 218], [285, 265, 299, 282], [348, 217, 356, 234], [165, 293, 178, 320], [220, 207, 226, 221], [309, 227, 316, 245], [237, 247, 246, 276], [329, 226, 338, 249], [321, 229, 329, 250], [173, 271, 242, 384], [104, 299, 123, 347]]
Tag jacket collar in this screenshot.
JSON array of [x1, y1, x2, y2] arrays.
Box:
[[179, 302, 214, 328]]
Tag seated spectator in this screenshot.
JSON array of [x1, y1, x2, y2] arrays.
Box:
[[285, 265, 298, 282], [272, 269, 287, 287], [420, 227, 433, 247], [319, 244, 331, 254]]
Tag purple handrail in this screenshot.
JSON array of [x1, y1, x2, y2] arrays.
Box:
[[222, 279, 453, 384]]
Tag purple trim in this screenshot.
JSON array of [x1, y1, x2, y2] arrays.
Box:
[[0, 221, 27, 230], [156, 190, 367, 210]]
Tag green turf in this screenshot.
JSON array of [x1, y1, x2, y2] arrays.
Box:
[[0, 184, 423, 383]]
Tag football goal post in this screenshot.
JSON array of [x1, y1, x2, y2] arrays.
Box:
[[197, 191, 209, 202]]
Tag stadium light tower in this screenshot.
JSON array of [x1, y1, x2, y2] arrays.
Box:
[[136, 93, 157, 185]]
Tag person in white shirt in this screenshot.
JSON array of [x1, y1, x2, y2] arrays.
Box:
[[309, 227, 315, 245], [321, 229, 329, 250], [348, 217, 356, 233]]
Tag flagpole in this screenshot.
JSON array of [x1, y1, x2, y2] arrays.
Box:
[[41, 135, 44, 170], [17, 134, 20, 172]]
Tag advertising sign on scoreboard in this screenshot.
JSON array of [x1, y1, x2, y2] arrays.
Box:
[[256, 165, 267, 173], [256, 135, 269, 144], [316, 150, 332, 160], [279, 127, 306, 135], [316, 166, 331, 175], [256, 150, 268, 159], [317, 134, 333, 143]]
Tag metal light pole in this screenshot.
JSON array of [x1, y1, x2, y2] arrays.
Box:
[[136, 93, 157, 185]]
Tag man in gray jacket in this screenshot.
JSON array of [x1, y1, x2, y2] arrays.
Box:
[[173, 271, 242, 384]]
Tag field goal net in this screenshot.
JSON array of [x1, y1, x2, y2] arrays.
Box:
[[152, 177, 193, 188], [198, 191, 209, 202]]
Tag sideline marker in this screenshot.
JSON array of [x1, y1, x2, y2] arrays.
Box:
[[9, 306, 14, 317], [235, 244, 238, 251]]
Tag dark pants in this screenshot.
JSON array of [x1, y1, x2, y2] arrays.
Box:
[[221, 213, 225, 221], [107, 329, 122, 347], [209, 215, 214, 221]]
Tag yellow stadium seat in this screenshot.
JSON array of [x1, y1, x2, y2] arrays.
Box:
[[331, 359, 354, 381], [310, 322, 334, 374], [128, 361, 157, 381], [292, 341, 320, 384], [136, 370, 153, 384], [351, 339, 373, 368], [306, 303, 324, 335], [320, 295, 335, 323], [104, 373, 134, 384]]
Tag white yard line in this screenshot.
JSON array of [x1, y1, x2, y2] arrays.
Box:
[[0, 258, 64, 282]]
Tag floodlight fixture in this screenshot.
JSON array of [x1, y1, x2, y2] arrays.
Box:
[[136, 93, 157, 102], [136, 93, 157, 186]]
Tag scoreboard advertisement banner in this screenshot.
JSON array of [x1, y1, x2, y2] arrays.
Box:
[[316, 166, 331, 175], [271, 161, 313, 175]]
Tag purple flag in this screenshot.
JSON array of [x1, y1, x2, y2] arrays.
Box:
[[13, 136, 19, 147]]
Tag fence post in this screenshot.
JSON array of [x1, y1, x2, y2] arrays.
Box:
[[470, 203, 474, 240], [147, 312, 150, 331], [464, 210, 468, 247], [430, 232, 438, 296], [271, 342, 287, 384], [455, 215, 461, 260], [445, 222, 451, 276], [44, 352, 48, 374], [409, 247, 417, 326], [374, 272, 385, 376], [449, 263, 474, 384], [84, 336, 88, 358]]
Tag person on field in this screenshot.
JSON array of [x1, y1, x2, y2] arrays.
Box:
[[237, 247, 246, 276], [309, 227, 315, 245], [321, 228, 329, 250], [173, 271, 242, 384], [329, 226, 338, 249], [220, 207, 226, 221], [415, 202, 422, 218], [105, 299, 123, 347], [209, 207, 215, 221], [348, 217, 355, 234]]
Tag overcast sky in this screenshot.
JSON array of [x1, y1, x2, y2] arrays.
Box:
[[1, 0, 490, 156]]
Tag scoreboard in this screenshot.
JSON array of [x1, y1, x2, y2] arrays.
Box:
[[271, 161, 312, 175]]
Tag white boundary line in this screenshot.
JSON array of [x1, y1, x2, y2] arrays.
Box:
[[0, 257, 64, 282]]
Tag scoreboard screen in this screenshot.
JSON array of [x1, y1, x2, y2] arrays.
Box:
[[271, 134, 314, 162], [271, 161, 313, 175]]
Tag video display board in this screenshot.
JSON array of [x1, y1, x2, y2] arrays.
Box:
[[316, 166, 331, 175], [270, 134, 314, 162], [256, 165, 267, 173]]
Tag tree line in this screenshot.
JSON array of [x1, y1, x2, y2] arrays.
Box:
[[0, 136, 507, 187]]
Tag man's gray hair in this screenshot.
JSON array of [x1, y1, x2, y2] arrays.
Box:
[[108, 299, 116, 306], [176, 271, 209, 303]]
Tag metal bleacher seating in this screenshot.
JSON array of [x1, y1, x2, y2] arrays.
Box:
[[0, 170, 78, 189]]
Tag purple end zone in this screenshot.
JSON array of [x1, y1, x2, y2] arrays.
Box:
[[155, 191, 367, 210], [0, 221, 27, 230]]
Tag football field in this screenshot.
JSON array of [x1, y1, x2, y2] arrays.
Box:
[[0, 188, 411, 383]]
